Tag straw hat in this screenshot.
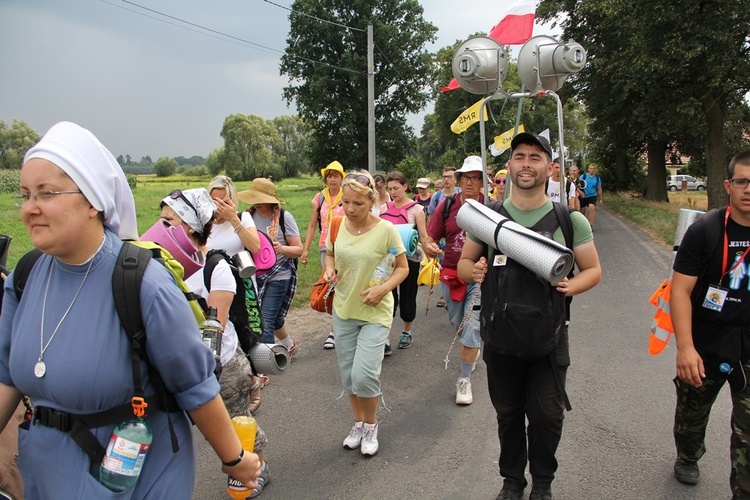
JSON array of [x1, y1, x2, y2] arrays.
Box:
[[237, 178, 285, 205], [320, 160, 345, 178]]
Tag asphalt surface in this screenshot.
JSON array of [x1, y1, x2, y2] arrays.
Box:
[[192, 206, 734, 500]]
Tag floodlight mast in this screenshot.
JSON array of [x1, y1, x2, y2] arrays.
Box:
[[452, 36, 587, 205]]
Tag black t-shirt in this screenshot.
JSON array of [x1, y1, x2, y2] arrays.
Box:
[[673, 208, 750, 353]]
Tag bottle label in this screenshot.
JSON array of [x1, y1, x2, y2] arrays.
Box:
[[102, 434, 150, 477], [227, 475, 251, 492]]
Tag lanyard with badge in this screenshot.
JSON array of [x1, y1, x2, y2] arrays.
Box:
[[703, 206, 750, 312]]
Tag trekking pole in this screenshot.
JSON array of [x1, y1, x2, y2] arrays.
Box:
[[424, 257, 440, 316], [443, 260, 487, 369]]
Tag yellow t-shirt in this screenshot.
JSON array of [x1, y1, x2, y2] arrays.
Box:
[[327, 219, 406, 327]]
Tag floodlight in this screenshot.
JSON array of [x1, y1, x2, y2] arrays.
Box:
[[451, 36, 508, 94], [517, 35, 587, 92]]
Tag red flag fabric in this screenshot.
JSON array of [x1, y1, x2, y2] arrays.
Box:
[[440, 0, 537, 92], [488, 0, 536, 45], [440, 78, 461, 93]]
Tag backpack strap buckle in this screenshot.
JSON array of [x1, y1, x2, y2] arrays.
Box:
[[131, 396, 148, 418]]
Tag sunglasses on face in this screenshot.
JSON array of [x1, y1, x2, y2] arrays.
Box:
[[495, 179, 506, 185], [345, 174, 372, 187], [169, 189, 198, 215]]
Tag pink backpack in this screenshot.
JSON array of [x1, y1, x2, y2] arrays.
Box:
[[380, 200, 417, 224]]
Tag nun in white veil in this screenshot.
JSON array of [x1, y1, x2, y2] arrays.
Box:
[[0, 122, 260, 498]]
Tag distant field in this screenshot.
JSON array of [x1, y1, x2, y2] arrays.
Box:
[[2, 174, 327, 309], [2, 180, 711, 308]]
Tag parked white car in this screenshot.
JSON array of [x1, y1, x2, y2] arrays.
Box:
[[667, 175, 706, 191]]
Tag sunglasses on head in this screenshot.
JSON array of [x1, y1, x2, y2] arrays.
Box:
[[169, 189, 198, 215], [345, 174, 371, 187]]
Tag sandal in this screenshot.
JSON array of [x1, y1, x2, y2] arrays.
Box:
[[436, 297, 446, 308], [323, 332, 335, 350]]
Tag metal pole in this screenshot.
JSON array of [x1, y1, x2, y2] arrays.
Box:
[[367, 24, 375, 174]]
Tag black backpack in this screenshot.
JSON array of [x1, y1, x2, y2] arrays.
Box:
[[203, 249, 263, 358], [10, 242, 187, 465], [481, 201, 575, 409]]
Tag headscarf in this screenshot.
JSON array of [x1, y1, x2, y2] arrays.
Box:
[[161, 188, 215, 234], [24, 121, 138, 240]]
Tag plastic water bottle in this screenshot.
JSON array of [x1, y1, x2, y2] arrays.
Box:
[[719, 362, 733, 375], [226, 415, 257, 499], [200, 306, 223, 359], [369, 248, 397, 287], [99, 417, 152, 492]]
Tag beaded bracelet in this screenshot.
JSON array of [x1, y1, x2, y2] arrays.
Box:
[[222, 448, 244, 467]]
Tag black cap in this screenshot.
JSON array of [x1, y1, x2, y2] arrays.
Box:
[[510, 133, 553, 159]]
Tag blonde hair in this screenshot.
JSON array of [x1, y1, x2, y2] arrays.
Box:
[[207, 175, 238, 205], [341, 169, 377, 200]]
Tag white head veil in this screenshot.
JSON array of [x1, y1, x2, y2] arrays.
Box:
[[24, 121, 139, 241]]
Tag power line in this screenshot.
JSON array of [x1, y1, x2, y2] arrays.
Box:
[[262, 0, 365, 32], [99, 0, 278, 56], [107, 0, 362, 74]]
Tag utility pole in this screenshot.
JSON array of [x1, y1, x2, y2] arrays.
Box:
[[367, 23, 375, 174]]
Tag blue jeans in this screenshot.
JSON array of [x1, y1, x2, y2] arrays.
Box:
[[441, 281, 482, 348], [260, 279, 291, 343]]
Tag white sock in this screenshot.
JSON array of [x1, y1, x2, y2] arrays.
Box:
[[280, 337, 294, 348], [363, 422, 377, 430]]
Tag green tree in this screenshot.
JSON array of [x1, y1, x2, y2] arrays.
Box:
[[220, 114, 282, 180], [206, 147, 225, 177], [280, 0, 438, 171], [139, 155, 153, 166], [0, 119, 41, 170], [539, 0, 750, 207], [273, 115, 311, 177], [153, 157, 178, 177]]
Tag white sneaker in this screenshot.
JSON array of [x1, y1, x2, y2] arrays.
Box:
[[456, 377, 473, 405], [360, 423, 379, 456], [343, 422, 364, 449]]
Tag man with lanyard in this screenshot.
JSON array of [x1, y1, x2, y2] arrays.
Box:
[[458, 134, 601, 500], [671, 151, 750, 498], [424, 156, 484, 406]]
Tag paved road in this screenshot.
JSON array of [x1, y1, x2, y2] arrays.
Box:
[[192, 207, 734, 499]]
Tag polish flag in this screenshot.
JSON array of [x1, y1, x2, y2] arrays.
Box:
[[441, 0, 537, 93], [488, 0, 537, 45]]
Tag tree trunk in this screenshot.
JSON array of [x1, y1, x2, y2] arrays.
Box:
[[612, 145, 628, 188], [702, 92, 728, 210], [645, 140, 669, 201]]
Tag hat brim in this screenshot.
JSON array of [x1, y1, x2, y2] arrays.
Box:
[[237, 190, 285, 205]]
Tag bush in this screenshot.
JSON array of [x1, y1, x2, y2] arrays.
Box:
[[154, 157, 178, 177], [0, 170, 20, 193], [180, 165, 209, 177], [126, 174, 138, 190]]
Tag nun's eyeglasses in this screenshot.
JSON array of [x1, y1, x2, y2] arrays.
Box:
[[169, 189, 198, 214], [13, 190, 82, 207]]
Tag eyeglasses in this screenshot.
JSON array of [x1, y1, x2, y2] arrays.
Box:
[[729, 178, 750, 189], [169, 189, 198, 215], [462, 175, 483, 183], [345, 174, 371, 187], [13, 190, 82, 207], [495, 179, 506, 185], [442, 174, 454, 179]]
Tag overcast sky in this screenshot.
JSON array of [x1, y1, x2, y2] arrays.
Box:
[[0, 0, 558, 160]]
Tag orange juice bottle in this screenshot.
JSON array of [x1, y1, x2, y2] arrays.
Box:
[[226, 415, 257, 499]]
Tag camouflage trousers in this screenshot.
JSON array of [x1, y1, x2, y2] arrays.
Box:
[[220, 346, 268, 454], [673, 361, 750, 497]]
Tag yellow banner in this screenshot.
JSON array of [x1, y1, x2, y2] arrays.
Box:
[[493, 125, 525, 151], [450, 99, 488, 134]]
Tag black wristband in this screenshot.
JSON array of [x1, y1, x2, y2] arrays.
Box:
[[222, 448, 244, 467]]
